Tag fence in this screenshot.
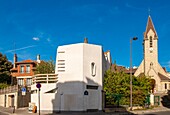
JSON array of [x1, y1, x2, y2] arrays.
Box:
[[0, 85, 19, 94], [105, 93, 150, 108]]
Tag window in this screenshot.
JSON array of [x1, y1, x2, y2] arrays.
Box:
[[26, 65, 30, 73], [27, 78, 32, 86], [150, 36, 153, 47], [58, 70, 65, 72], [18, 78, 23, 85], [20, 65, 24, 73], [91, 62, 96, 76], [105, 55, 108, 61], [150, 62, 153, 68], [165, 83, 167, 89], [86, 85, 98, 90], [58, 51, 65, 53]]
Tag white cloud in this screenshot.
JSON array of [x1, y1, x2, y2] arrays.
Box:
[[32, 37, 40, 41], [5, 45, 36, 53]]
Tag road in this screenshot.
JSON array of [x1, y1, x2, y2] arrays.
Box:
[[0, 111, 8, 115]]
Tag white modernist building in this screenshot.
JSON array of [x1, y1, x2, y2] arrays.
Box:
[[54, 42, 110, 111], [31, 41, 111, 112]]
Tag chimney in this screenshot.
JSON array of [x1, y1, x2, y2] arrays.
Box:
[[37, 54, 41, 63], [84, 37, 88, 43], [13, 54, 17, 68]]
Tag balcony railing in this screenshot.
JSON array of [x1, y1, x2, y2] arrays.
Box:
[[32, 74, 58, 84]]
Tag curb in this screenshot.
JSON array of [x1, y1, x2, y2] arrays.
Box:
[[132, 108, 170, 114]]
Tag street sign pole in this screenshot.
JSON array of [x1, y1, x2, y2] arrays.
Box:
[[36, 83, 41, 115], [38, 88, 40, 115]]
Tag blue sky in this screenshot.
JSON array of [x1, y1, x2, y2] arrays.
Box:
[[0, 0, 170, 71]]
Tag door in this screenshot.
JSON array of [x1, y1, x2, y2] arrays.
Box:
[[87, 90, 98, 111]]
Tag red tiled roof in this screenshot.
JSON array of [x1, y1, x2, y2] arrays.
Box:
[[111, 64, 137, 74], [10, 68, 18, 72], [158, 72, 170, 81], [111, 64, 126, 73], [144, 15, 157, 38], [16, 59, 37, 64], [104, 50, 110, 55], [124, 68, 137, 74]]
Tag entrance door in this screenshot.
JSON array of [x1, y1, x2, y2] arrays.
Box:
[[8, 95, 14, 107], [150, 79, 156, 93], [87, 90, 98, 111], [11, 95, 14, 107]]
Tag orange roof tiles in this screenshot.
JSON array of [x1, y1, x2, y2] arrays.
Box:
[[16, 59, 37, 64]]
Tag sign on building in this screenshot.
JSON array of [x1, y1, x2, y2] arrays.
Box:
[[21, 87, 26, 95]]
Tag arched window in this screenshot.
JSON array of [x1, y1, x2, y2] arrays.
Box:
[[91, 62, 96, 77], [150, 36, 153, 47]]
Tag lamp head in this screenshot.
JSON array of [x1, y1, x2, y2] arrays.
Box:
[[133, 37, 138, 40]]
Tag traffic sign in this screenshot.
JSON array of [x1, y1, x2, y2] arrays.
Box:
[[22, 91, 26, 95], [22, 87, 26, 92], [36, 83, 41, 89], [21, 87, 26, 95]]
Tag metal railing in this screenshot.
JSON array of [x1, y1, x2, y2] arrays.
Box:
[[32, 74, 58, 84], [0, 85, 19, 94]]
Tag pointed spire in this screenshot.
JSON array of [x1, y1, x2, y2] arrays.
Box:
[[144, 15, 157, 38]]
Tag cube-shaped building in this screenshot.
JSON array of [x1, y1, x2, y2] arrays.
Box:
[[53, 42, 110, 111]]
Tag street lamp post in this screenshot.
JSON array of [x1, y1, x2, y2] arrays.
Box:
[[130, 37, 138, 111]]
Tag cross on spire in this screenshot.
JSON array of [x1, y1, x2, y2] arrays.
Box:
[[148, 8, 151, 15]]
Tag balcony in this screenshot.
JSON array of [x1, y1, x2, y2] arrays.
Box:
[[32, 74, 58, 84]]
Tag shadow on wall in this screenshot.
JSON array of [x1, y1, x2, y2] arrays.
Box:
[[48, 77, 133, 115], [161, 90, 170, 108]]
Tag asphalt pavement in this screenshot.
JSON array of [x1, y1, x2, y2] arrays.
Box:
[[1, 106, 170, 115]]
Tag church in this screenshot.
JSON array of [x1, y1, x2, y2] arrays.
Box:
[[134, 15, 170, 93]]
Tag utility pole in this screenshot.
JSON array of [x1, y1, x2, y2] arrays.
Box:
[[130, 37, 138, 111]]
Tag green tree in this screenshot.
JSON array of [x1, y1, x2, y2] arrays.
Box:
[[104, 68, 151, 106], [35, 58, 55, 74], [0, 83, 9, 89], [0, 53, 13, 84]]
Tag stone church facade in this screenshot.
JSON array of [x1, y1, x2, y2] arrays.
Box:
[[134, 15, 170, 93]]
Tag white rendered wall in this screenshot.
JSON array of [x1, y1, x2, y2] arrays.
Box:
[[31, 93, 56, 111], [55, 44, 85, 111], [55, 43, 104, 111], [83, 44, 103, 110], [0, 94, 5, 107], [31, 83, 57, 111]]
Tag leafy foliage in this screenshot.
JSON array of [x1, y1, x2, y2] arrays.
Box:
[[0, 83, 9, 89], [104, 68, 151, 106], [0, 53, 13, 84], [35, 58, 55, 74]]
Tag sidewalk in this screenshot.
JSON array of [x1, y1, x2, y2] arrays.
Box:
[[1, 106, 170, 115], [131, 106, 170, 114]]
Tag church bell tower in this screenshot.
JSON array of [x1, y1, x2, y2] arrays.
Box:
[[143, 15, 158, 76], [135, 15, 170, 92]]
